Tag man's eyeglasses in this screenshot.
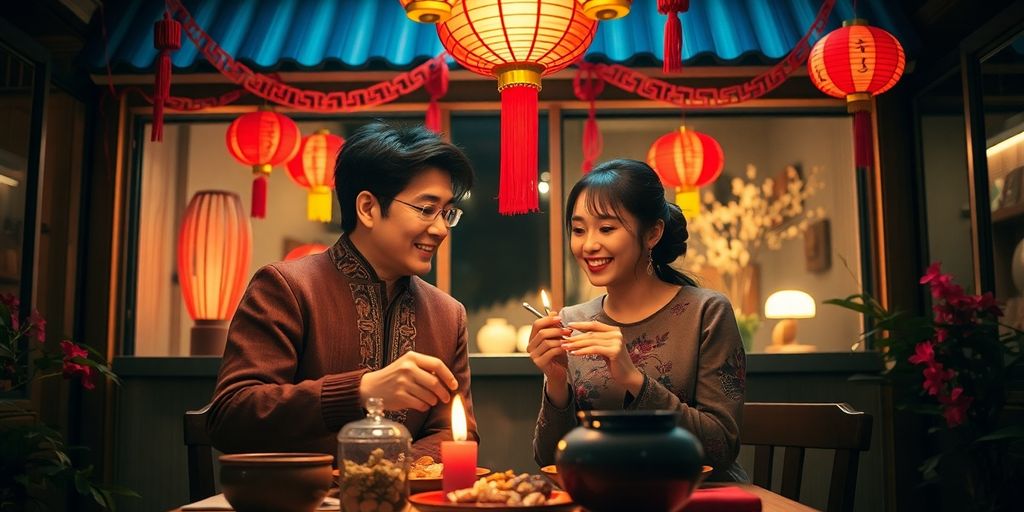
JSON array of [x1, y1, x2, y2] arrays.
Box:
[[391, 198, 463, 227]]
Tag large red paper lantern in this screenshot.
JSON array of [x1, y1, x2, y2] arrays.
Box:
[[808, 19, 905, 169], [646, 126, 724, 190], [225, 109, 302, 219], [285, 243, 329, 261], [400, 0, 457, 23], [177, 191, 252, 355], [286, 129, 345, 223], [437, 0, 597, 214]]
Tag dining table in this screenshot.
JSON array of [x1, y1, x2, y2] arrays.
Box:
[[171, 483, 820, 511]]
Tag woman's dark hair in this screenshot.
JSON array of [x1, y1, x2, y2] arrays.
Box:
[[334, 121, 475, 232], [564, 159, 697, 287]]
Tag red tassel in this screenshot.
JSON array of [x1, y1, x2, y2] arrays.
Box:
[[659, 0, 688, 74], [499, 85, 539, 215], [425, 60, 448, 133], [853, 110, 873, 168], [251, 172, 268, 219], [152, 11, 181, 142], [582, 116, 602, 173], [573, 62, 604, 173]]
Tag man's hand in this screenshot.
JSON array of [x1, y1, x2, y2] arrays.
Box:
[[359, 351, 458, 412]]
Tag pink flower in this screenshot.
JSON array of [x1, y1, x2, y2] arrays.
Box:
[[908, 341, 935, 365], [60, 340, 96, 390], [922, 363, 954, 396], [2, 293, 19, 331], [60, 340, 88, 360], [938, 387, 973, 427]]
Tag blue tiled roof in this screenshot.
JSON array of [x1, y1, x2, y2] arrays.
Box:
[[84, 0, 918, 72]]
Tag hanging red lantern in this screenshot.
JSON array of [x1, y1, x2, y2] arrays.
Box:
[[285, 243, 329, 261], [424, 61, 448, 133], [399, 0, 456, 23], [808, 19, 905, 169], [286, 129, 345, 223], [177, 191, 252, 355], [225, 109, 302, 219], [646, 126, 724, 190], [579, 0, 632, 20], [437, 0, 597, 214]]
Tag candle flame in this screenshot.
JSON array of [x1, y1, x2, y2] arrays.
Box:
[[451, 394, 467, 442], [541, 289, 551, 311]]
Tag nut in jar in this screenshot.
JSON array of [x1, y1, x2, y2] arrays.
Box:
[[340, 448, 407, 512]]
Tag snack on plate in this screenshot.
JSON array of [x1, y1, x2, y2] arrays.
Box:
[[340, 448, 406, 512], [409, 455, 444, 479], [446, 470, 553, 506]]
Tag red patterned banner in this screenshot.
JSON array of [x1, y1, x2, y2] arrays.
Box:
[[592, 0, 836, 108], [164, 0, 444, 113]]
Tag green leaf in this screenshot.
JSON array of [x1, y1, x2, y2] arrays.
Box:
[[919, 453, 943, 480], [975, 424, 1024, 443]]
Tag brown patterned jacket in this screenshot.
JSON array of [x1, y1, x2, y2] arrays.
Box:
[[208, 234, 478, 460]]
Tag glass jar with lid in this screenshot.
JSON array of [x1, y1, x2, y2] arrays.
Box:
[[337, 397, 411, 512]]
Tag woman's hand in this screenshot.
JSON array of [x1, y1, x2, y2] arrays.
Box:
[[563, 321, 645, 395], [527, 316, 573, 407]]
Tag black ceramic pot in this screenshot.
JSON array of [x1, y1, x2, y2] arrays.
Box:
[[555, 410, 704, 512]]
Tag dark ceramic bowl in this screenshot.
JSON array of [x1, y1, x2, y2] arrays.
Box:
[[556, 410, 705, 512], [220, 453, 333, 512]]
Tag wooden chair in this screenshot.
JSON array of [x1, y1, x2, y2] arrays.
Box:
[[183, 404, 215, 502], [741, 402, 872, 512]]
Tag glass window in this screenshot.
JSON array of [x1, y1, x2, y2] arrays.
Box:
[[0, 43, 35, 298], [450, 114, 550, 354], [562, 115, 862, 353], [982, 32, 1024, 331], [918, 70, 975, 290], [131, 116, 426, 356]]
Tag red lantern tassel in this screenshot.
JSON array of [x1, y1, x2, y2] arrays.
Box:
[[659, 0, 688, 73], [853, 110, 874, 168], [582, 115, 602, 174], [499, 85, 539, 215], [251, 168, 269, 219], [152, 11, 182, 142], [425, 60, 448, 133]]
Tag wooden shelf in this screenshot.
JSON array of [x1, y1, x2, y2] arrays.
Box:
[[992, 202, 1024, 225]]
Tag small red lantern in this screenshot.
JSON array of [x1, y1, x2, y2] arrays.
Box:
[[177, 191, 252, 355], [808, 19, 905, 169], [286, 129, 345, 223], [646, 126, 724, 190], [285, 243, 329, 261], [437, 0, 597, 214], [225, 109, 302, 219]]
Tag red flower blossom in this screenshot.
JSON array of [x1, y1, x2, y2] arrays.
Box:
[[908, 341, 935, 366], [938, 387, 973, 427], [922, 363, 954, 396], [60, 340, 95, 390], [28, 310, 46, 343]]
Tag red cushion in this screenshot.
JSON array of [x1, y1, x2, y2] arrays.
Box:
[[682, 486, 763, 512]]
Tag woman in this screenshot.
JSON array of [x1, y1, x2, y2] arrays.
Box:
[[530, 159, 746, 481]]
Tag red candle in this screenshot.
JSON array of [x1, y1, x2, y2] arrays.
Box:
[[442, 395, 477, 494]]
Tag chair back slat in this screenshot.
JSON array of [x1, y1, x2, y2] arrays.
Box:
[[751, 444, 773, 488], [742, 402, 872, 512], [780, 446, 805, 500], [183, 404, 215, 502]]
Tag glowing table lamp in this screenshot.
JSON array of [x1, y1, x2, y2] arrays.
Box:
[[764, 290, 817, 353]]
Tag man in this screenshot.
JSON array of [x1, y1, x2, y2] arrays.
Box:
[[208, 122, 478, 458]]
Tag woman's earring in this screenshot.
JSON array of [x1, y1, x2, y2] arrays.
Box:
[[646, 249, 654, 276]]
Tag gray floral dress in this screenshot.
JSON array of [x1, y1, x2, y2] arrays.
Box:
[[532, 286, 748, 482]]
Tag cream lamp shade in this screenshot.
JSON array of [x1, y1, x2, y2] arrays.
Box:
[[764, 290, 816, 353], [764, 290, 816, 319]]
